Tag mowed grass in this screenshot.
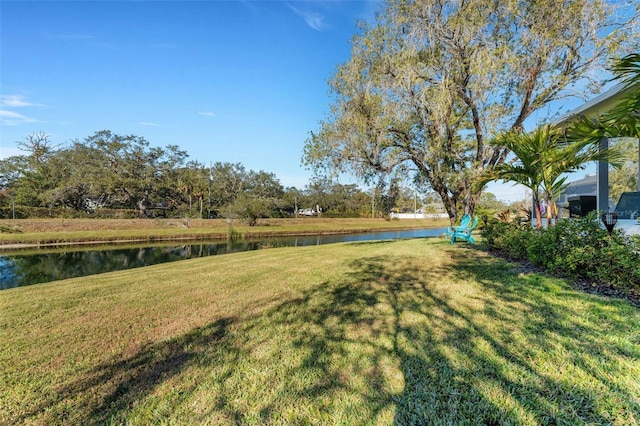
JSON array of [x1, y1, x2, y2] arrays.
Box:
[[0, 217, 449, 246], [1, 239, 639, 425]]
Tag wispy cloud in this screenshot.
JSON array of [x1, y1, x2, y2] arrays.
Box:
[[46, 32, 114, 50], [1, 95, 44, 108], [151, 42, 178, 49], [198, 111, 216, 117], [237, 0, 259, 13], [0, 110, 39, 126], [51, 33, 95, 41], [0, 95, 43, 125], [140, 121, 159, 127], [287, 3, 327, 31]]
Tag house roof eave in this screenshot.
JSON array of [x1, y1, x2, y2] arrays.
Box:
[[551, 81, 640, 128]]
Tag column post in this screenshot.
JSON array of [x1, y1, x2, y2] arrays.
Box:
[[597, 137, 610, 211]]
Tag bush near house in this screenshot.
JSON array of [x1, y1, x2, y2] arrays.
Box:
[[482, 212, 640, 293]]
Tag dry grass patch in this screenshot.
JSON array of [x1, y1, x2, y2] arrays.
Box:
[[0, 217, 448, 246], [1, 239, 639, 425]]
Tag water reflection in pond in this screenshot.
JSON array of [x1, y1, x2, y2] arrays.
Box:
[[0, 227, 447, 289]]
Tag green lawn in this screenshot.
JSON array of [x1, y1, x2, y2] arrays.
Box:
[[1, 239, 639, 425]]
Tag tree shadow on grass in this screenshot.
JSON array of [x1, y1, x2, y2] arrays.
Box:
[[49, 317, 236, 425], [242, 242, 640, 424], [418, 244, 640, 424], [28, 241, 640, 424]]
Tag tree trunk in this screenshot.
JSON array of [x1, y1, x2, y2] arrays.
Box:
[[464, 191, 480, 218], [534, 195, 543, 230], [137, 190, 149, 218], [439, 191, 459, 225], [137, 200, 147, 218]]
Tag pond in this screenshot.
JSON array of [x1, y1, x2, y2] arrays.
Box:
[[0, 227, 448, 289]]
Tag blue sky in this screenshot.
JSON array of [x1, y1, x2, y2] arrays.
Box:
[[1, 0, 379, 188], [1, 0, 619, 203]]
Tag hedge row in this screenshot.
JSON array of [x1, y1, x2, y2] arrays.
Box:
[[482, 212, 640, 292], [0, 207, 141, 219]]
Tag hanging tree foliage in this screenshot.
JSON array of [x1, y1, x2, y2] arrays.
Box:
[[303, 0, 639, 223]]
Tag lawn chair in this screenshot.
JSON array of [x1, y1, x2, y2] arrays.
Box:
[[445, 214, 471, 237], [450, 215, 478, 244]]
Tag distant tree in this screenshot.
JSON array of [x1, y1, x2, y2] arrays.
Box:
[[0, 156, 30, 205], [609, 137, 639, 203], [6, 132, 58, 208], [226, 193, 278, 226], [303, 176, 333, 212], [392, 186, 432, 213], [155, 144, 190, 211], [477, 192, 507, 213], [73, 131, 189, 216], [174, 160, 209, 217], [209, 162, 248, 214], [206, 163, 284, 218], [16, 132, 57, 166], [303, 176, 372, 217], [282, 186, 306, 217], [245, 170, 284, 200], [42, 147, 93, 210], [378, 179, 400, 216], [335, 182, 372, 216]]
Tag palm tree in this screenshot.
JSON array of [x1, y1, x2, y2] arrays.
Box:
[[485, 127, 550, 229], [540, 133, 624, 226], [486, 125, 624, 229]]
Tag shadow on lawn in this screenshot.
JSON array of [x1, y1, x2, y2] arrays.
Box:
[[50, 317, 236, 425], [43, 241, 639, 424], [249, 243, 638, 424], [421, 244, 640, 424]]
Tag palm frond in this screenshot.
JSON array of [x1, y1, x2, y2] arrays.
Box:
[[611, 53, 640, 88]]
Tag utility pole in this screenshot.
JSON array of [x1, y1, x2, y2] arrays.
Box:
[[207, 162, 213, 219]]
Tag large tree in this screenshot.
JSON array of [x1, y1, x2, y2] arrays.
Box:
[[1, 132, 58, 207], [73, 131, 189, 216], [304, 0, 638, 223]]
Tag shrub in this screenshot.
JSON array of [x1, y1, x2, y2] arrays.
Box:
[[224, 194, 277, 226], [482, 212, 640, 292], [0, 224, 23, 233], [482, 220, 534, 259]]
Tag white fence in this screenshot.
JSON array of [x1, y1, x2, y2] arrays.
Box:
[[389, 213, 449, 220]]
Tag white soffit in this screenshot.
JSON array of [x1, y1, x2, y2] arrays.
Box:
[[552, 82, 639, 128]]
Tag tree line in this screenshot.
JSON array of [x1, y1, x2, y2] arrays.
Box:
[[0, 130, 444, 222]]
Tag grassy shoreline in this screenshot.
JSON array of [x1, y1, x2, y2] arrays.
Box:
[[0, 217, 449, 249], [2, 238, 639, 424]]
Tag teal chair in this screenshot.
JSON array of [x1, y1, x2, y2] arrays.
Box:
[[450, 215, 478, 244], [445, 214, 471, 237]]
